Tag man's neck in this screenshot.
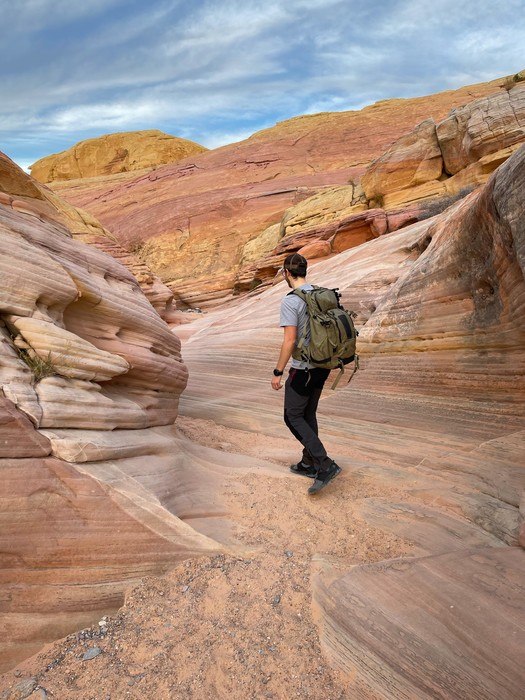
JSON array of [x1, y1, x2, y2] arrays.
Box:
[[289, 276, 307, 290]]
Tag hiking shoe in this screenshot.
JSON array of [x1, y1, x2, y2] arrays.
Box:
[[307, 462, 342, 495], [290, 461, 317, 478]]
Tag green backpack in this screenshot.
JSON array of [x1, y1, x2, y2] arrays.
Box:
[[291, 286, 359, 389]]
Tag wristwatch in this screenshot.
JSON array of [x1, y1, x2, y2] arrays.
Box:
[[273, 368, 284, 376]]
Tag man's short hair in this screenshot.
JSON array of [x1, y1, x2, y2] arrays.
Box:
[[284, 253, 307, 277]]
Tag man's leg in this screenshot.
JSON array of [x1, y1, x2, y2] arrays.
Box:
[[300, 383, 324, 464], [284, 368, 331, 469]]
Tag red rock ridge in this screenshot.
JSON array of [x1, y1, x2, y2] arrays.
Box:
[[48, 74, 512, 307]]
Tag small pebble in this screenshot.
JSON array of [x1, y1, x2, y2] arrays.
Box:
[[272, 594, 281, 606], [82, 646, 102, 661], [181, 585, 189, 593], [285, 550, 294, 558], [9, 678, 37, 697]]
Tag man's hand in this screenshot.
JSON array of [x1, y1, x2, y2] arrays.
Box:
[[271, 375, 283, 390]]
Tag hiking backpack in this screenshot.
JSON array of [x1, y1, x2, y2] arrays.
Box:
[[291, 286, 359, 389]]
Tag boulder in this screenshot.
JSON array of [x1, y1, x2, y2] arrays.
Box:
[[331, 208, 388, 253], [280, 185, 365, 237], [361, 83, 525, 212], [297, 239, 332, 259]]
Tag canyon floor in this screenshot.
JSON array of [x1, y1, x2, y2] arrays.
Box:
[[0, 412, 413, 700]]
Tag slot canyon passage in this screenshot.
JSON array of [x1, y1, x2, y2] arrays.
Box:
[[1, 83, 525, 698]]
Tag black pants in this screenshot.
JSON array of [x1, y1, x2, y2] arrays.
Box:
[[283, 367, 331, 469]]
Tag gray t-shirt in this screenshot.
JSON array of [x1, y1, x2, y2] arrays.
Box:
[[280, 283, 314, 369]]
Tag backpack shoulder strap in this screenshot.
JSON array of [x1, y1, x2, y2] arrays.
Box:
[[291, 285, 318, 301], [290, 286, 316, 351]]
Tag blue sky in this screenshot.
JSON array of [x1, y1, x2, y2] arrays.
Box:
[[1, 0, 524, 171]]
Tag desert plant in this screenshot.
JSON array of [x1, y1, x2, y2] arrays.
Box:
[[503, 71, 525, 91], [127, 241, 144, 256], [18, 348, 57, 381], [418, 186, 476, 220]]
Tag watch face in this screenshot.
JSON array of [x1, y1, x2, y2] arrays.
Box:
[[273, 369, 283, 376]]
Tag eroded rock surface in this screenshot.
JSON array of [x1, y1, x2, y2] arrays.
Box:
[[49, 75, 510, 306], [0, 153, 212, 671], [177, 145, 525, 696], [236, 80, 525, 294], [362, 82, 525, 208], [1, 98, 524, 699], [30, 130, 207, 182], [313, 548, 524, 699]]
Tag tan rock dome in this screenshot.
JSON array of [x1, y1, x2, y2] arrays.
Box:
[[30, 129, 208, 182]]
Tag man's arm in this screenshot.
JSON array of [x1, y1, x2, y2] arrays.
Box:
[[271, 325, 297, 390]]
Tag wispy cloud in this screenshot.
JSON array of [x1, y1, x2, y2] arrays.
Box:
[[0, 0, 523, 167]]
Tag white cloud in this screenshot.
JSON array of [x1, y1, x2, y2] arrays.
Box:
[[1, 0, 524, 165], [0, 0, 125, 32], [202, 127, 263, 149], [12, 158, 33, 174]]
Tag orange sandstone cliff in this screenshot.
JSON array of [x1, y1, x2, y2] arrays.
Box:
[[47, 74, 518, 307]]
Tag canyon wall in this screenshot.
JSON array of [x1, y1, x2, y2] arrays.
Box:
[[0, 153, 222, 671], [236, 80, 525, 293], [178, 145, 525, 698], [1, 78, 524, 694], [47, 74, 516, 307]]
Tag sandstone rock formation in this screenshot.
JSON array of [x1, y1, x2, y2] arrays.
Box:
[[0, 152, 211, 671], [2, 81, 524, 697], [48, 75, 512, 307], [30, 130, 207, 183], [2, 150, 183, 328], [235, 81, 525, 294], [362, 82, 525, 208], [176, 145, 525, 696]]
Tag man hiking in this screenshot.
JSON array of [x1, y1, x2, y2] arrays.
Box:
[[271, 253, 341, 495]]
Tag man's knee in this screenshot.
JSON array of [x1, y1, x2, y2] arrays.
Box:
[[284, 409, 303, 441]]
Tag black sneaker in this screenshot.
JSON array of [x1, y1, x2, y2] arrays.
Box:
[[290, 461, 317, 478], [307, 462, 341, 495]]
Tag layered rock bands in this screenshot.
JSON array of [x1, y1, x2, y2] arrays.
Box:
[[48, 73, 516, 307], [178, 145, 525, 698], [0, 153, 206, 671]]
